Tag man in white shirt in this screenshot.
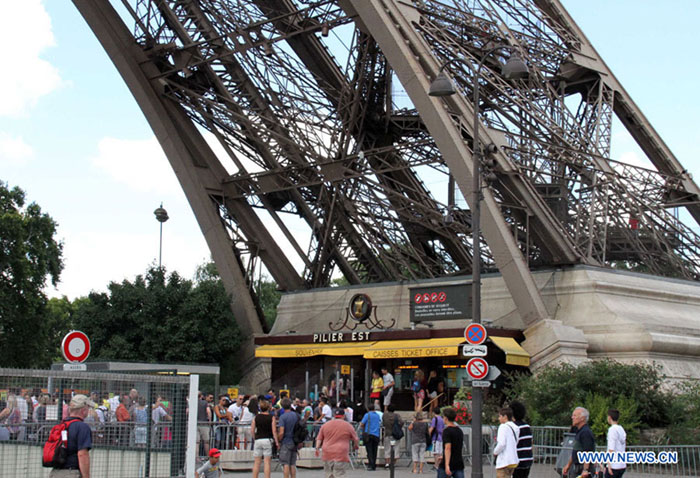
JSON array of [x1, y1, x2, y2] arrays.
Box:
[[228, 395, 244, 421], [493, 407, 519, 478], [606, 409, 626, 478], [381, 366, 395, 412], [320, 397, 332, 423]]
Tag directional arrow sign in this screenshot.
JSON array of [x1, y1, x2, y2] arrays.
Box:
[[485, 365, 501, 381], [466, 357, 489, 380], [462, 344, 487, 357]]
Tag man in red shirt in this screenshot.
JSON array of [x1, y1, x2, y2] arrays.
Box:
[[115, 395, 131, 446], [315, 408, 359, 478]]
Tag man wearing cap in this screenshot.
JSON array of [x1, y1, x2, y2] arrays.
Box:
[[50, 394, 94, 478], [315, 408, 359, 478], [196, 448, 223, 478]]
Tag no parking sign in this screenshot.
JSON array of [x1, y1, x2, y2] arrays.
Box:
[[61, 331, 91, 363]]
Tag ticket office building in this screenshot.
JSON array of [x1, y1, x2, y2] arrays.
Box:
[[254, 327, 529, 410]]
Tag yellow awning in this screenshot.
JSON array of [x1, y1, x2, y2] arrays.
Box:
[[489, 336, 530, 366], [363, 337, 464, 359], [255, 342, 375, 358]]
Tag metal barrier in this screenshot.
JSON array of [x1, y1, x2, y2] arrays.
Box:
[[0, 367, 193, 478]]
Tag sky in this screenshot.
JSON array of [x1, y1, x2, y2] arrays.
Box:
[[1, 0, 699, 300]]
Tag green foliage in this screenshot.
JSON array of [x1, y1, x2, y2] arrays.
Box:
[[255, 279, 281, 327], [666, 381, 700, 444], [583, 393, 640, 445], [454, 386, 472, 402], [72, 266, 241, 382], [0, 182, 64, 367], [505, 360, 668, 428], [195, 261, 280, 327]]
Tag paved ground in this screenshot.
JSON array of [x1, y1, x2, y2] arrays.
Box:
[[221, 463, 562, 478], [221, 463, 696, 478]]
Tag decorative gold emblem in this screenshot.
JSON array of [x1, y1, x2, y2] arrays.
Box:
[[349, 293, 372, 322]]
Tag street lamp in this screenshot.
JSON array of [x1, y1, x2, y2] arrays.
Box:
[[153, 203, 169, 268], [429, 47, 528, 478]]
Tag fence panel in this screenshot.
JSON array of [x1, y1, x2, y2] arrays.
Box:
[[0, 368, 192, 478]]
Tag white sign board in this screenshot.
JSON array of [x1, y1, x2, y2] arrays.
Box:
[[471, 380, 491, 387], [462, 344, 487, 356], [63, 363, 87, 371]]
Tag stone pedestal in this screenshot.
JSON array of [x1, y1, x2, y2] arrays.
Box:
[[521, 319, 589, 370], [249, 265, 700, 383]]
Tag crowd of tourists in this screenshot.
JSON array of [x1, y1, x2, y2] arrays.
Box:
[[2, 382, 627, 478]]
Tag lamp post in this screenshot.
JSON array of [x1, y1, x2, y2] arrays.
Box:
[[153, 203, 169, 268], [429, 47, 528, 478]]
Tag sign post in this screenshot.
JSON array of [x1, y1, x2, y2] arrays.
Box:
[[466, 357, 489, 381], [61, 330, 91, 365]]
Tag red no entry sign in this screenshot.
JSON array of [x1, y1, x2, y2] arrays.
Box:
[[466, 357, 489, 380], [62, 331, 91, 363], [464, 323, 487, 345]]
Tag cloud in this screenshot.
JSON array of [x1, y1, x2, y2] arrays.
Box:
[[0, 133, 34, 165], [49, 229, 210, 300], [0, 0, 62, 117], [618, 151, 651, 169], [90, 136, 182, 195]]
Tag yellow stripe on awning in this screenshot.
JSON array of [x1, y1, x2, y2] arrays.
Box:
[[490, 336, 530, 367], [363, 337, 464, 359], [255, 342, 375, 358]]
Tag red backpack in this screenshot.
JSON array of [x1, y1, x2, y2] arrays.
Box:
[[42, 418, 82, 468]]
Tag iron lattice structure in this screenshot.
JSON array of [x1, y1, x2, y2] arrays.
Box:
[[75, 0, 700, 336]]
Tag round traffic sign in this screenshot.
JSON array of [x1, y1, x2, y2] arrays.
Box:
[[61, 331, 91, 363], [464, 323, 487, 345], [466, 357, 489, 380]]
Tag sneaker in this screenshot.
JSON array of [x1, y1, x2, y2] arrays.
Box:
[[385, 464, 390, 468]]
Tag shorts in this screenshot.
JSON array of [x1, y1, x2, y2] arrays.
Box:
[[279, 442, 298, 465], [496, 467, 515, 478], [432, 440, 443, 456], [49, 471, 81, 478], [370, 392, 381, 399], [383, 436, 401, 459], [429, 391, 438, 399], [383, 388, 394, 406], [411, 443, 426, 462], [324, 460, 348, 478], [253, 438, 274, 457], [414, 390, 425, 400], [197, 425, 210, 442]]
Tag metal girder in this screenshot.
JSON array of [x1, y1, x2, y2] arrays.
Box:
[[535, 0, 700, 223], [72, 0, 289, 334], [347, 0, 551, 325], [75, 0, 700, 324]]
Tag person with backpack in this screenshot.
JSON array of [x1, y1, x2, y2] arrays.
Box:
[[381, 404, 403, 468], [493, 407, 520, 478], [428, 410, 445, 469], [277, 398, 300, 478], [439, 408, 464, 478], [409, 411, 429, 474], [360, 403, 381, 470], [45, 394, 94, 478]]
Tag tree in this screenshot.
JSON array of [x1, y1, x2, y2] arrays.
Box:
[[505, 360, 669, 428], [72, 266, 242, 382], [0, 182, 63, 367], [196, 261, 281, 327]]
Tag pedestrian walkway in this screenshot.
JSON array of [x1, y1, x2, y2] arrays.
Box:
[[220, 462, 697, 478]]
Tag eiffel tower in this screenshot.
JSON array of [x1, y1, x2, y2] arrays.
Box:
[[73, 0, 700, 363]]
